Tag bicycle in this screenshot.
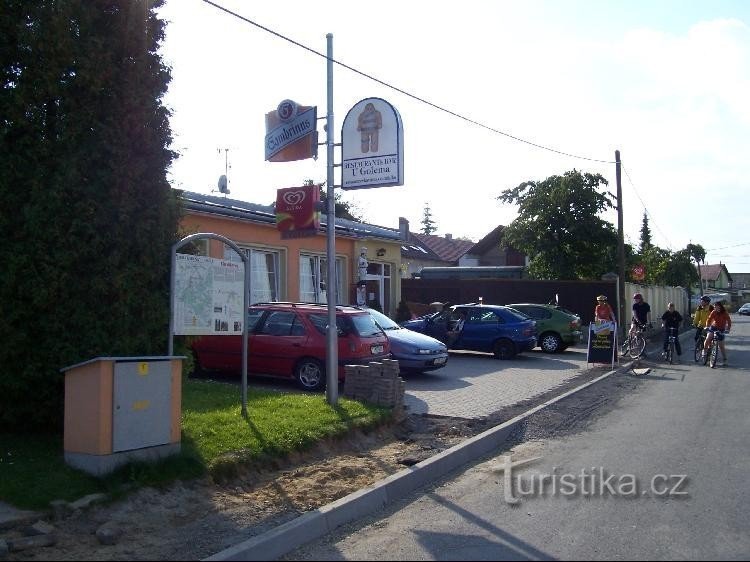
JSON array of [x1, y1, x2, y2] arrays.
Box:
[[705, 329, 727, 368], [664, 327, 678, 364], [694, 329, 707, 363], [621, 323, 649, 359]]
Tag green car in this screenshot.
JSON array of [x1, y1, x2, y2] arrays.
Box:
[[506, 303, 582, 353]]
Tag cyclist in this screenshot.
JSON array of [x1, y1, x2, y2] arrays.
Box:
[[661, 302, 682, 360], [594, 295, 616, 323], [702, 300, 732, 366], [692, 295, 713, 343], [629, 292, 652, 339]]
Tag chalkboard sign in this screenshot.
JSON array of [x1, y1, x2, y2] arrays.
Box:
[[587, 321, 617, 366]]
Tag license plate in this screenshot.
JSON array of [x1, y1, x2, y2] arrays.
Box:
[[371, 345, 384, 354], [433, 356, 447, 365]]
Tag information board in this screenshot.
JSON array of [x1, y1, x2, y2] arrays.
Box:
[[173, 254, 245, 335]]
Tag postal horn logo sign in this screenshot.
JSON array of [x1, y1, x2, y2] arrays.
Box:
[[282, 190, 306, 206]]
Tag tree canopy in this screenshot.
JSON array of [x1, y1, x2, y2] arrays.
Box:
[[497, 170, 618, 280], [0, 0, 180, 430]]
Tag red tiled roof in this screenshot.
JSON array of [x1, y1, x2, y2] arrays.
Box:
[[413, 233, 476, 263], [697, 264, 728, 281]]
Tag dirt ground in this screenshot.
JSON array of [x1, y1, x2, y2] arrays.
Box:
[[1, 366, 619, 561]]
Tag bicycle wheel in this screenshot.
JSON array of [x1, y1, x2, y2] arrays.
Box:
[[694, 339, 703, 362], [709, 342, 718, 368], [630, 334, 646, 358]]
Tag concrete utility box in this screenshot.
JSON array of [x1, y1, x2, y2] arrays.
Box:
[[61, 356, 184, 476]]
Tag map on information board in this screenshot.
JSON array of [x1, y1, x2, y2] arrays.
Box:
[[173, 254, 245, 335]]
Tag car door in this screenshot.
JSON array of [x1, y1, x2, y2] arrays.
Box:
[[250, 310, 309, 377], [460, 307, 502, 352]]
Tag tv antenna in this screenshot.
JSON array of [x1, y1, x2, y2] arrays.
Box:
[[215, 147, 231, 195]]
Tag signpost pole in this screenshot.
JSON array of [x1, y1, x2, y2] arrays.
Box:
[[325, 33, 338, 406]]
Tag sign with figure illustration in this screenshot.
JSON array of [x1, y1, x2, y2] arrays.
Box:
[[587, 320, 617, 366], [275, 185, 320, 239], [341, 97, 404, 190], [173, 254, 245, 335]]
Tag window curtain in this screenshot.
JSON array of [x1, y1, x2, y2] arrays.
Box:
[[300, 256, 317, 302]]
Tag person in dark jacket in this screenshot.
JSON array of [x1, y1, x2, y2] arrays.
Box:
[[661, 302, 683, 358]]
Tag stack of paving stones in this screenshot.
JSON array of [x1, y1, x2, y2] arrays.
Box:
[[343, 359, 406, 419]]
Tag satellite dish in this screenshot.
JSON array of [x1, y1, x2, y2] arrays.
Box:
[[217, 174, 229, 194]]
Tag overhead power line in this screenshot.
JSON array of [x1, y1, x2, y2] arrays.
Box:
[[201, 0, 615, 165], [621, 165, 672, 250]]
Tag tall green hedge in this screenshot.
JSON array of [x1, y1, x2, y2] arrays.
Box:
[[0, 1, 181, 430]]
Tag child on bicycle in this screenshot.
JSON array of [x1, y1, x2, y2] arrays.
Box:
[[661, 302, 682, 359], [702, 301, 732, 366], [693, 295, 713, 343]]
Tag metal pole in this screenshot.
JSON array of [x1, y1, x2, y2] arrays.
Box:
[[168, 243, 177, 356], [615, 150, 627, 342], [241, 247, 249, 417], [325, 33, 339, 405], [170, 233, 250, 415]]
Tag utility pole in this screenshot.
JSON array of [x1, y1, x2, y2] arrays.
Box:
[[325, 33, 338, 406], [616, 150, 627, 341]]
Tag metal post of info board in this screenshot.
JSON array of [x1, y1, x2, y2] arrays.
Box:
[[325, 33, 339, 405], [169, 232, 250, 417]]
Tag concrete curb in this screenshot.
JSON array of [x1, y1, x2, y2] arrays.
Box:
[[204, 362, 631, 561]]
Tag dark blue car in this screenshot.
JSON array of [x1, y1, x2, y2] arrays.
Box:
[[401, 303, 537, 360]]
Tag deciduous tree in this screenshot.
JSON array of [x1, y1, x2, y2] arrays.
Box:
[[497, 170, 617, 280]]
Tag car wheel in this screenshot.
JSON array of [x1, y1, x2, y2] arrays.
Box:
[[294, 358, 326, 391], [539, 332, 563, 353], [493, 339, 517, 360]]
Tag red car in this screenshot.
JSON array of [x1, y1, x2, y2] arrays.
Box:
[[191, 302, 391, 391]]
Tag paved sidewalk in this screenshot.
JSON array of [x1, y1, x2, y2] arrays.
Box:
[[404, 347, 597, 418]]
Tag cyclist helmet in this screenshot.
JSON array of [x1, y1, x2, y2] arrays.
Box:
[[700, 295, 711, 303], [596, 295, 607, 302], [633, 292, 643, 300]]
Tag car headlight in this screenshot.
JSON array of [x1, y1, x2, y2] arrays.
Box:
[[416, 348, 433, 355]]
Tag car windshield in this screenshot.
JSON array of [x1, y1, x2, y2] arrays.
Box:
[[367, 308, 401, 331], [350, 313, 384, 337]]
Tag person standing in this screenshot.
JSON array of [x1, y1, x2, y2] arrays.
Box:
[[703, 301, 732, 366], [661, 302, 683, 359], [594, 295, 617, 323]]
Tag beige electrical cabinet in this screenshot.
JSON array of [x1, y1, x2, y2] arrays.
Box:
[[61, 356, 183, 476]]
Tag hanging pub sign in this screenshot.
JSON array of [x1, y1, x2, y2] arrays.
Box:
[[275, 185, 320, 239], [341, 97, 404, 190], [265, 99, 318, 162]]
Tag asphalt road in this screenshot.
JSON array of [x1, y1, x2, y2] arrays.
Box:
[[285, 315, 750, 560]]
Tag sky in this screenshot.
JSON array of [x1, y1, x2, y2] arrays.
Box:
[[157, 0, 750, 273]]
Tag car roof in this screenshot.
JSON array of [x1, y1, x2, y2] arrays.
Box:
[[251, 302, 367, 315]]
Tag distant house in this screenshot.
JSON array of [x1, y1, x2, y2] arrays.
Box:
[[464, 225, 527, 267], [397, 218, 527, 278], [696, 263, 733, 293]]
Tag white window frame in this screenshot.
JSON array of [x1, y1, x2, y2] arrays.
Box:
[[224, 246, 281, 304], [300, 253, 344, 304]]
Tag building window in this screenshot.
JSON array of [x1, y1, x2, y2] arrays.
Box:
[[300, 254, 344, 304], [224, 246, 280, 304]]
